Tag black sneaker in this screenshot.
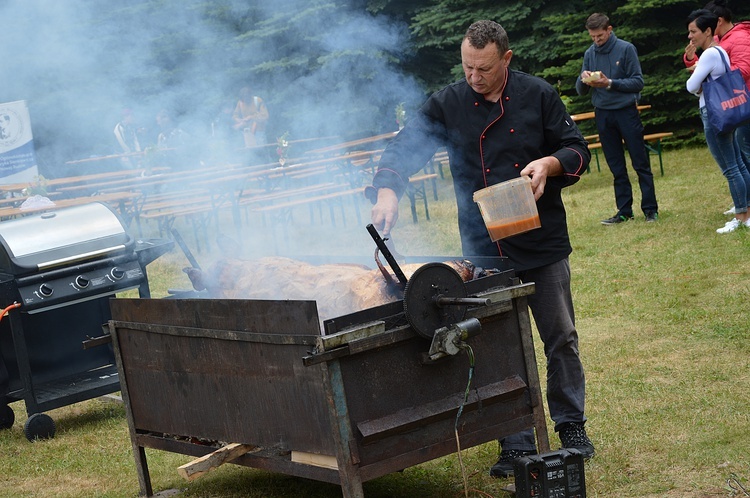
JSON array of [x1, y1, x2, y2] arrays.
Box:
[[558, 422, 595, 460], [489, 449, 537, 478], [645, 211, 659, 222], [600, 214, 633, 225]]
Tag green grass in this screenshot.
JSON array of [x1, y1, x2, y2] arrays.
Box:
[[1, 146, 749, 497]]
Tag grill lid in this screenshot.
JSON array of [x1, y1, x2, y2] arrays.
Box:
[[0, 202, 132, 274]]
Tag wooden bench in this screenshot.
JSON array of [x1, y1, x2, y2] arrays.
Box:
[[252, 186, 366, 227], [0, 191, 139, 221], [585, 132, 673, 176], [134, 146, 440, 251], [136, 190, 220, 236], [304, 131, 397, 157], [140, 203, 224, 252], [405, 173, 439, 223], [249, 172, 439, 231], [431, 150, 450, 180], [138, 182, 349, 251], [0, 191, 64, 208]]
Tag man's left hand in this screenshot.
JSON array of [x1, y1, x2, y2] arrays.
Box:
[[589, 71, 610, 88], [520, 157, 562, 200]]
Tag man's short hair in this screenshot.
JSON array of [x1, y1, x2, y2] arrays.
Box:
[[464, 20, 509, 54], [585, 13, 610, 31]]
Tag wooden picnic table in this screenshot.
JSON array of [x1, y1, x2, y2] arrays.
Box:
[[168, 151, 380, 239], [0, 168, 163, 195], [0, 191, 139, 220], [305, 131, 397, 156], [200, 149, 383, 198], [237, 136, 341, 153], [54, 164, 242, 197], [65, 151, 148, 165], [194, 158, 338, 226], [571, 104, 651, 122], [572, 104, 673, 176], [0, 191, 65, 208], [63, 147, 185, 166]]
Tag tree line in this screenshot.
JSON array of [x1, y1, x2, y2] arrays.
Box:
[[3, 0, 748, 174]]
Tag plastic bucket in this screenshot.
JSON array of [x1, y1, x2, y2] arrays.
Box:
[[473, 177, 541, 241]]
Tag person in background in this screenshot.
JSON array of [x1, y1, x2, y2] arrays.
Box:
[[153, 109, 192, 170], [686, 9, 750, 234], [114, 108, 141, 154], [575, 13, 659, 225], [683, 0, 750, 215], [155, 109, 189, 150], [367, 20, 594, 478], [233, 86, 269, 148], [113, 108, 143, 169]]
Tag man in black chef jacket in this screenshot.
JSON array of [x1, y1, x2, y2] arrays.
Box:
[[366, 20, 595, 478]]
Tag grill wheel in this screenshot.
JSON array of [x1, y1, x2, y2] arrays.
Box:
[[24, 412, 55, 441], [0, 403, 14, 430]]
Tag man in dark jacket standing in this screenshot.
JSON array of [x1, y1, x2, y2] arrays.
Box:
[[367, 20, 594, 478], [576, 13, 659, 225]]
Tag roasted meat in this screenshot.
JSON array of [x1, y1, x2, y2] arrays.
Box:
[[183, 257, 485, 321]]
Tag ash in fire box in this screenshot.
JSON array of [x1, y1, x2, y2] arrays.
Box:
[[183, 256, 491, 324], [366, 20, 595, 478]]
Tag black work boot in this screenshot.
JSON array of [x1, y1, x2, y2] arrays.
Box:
[[489, 449, 537, 478], [558, 422, 595, 459]]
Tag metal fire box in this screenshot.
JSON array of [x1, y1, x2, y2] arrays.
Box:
[[108, 267, 550, 497]]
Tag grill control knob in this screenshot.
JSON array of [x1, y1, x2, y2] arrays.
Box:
[[74, 276, 90, 289], [38, 284, 53, 297], [110, 267, 125, 280]]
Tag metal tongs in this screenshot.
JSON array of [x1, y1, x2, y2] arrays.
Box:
[[366, 224, 407, 293]]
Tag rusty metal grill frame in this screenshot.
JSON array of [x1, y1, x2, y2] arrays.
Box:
[[109, 268, 549, 497]]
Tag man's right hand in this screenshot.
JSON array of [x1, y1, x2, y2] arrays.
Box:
[[371, 187, 399, 236]]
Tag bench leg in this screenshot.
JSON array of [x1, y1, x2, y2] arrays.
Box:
[[406, 181, 431, 223], [231, 204, 243, 239], [157, 215, 177, 239], [407, 189, 418, 223], [327, 200, 338, 227], [190, 212, 214, 254], [307, 203, 316, 225], [188, 216, 203, 253], [422, 184, 430, 221], [351, 195, 362, 225], [656, 140, 664, 176], [423, 162, 440, 199], [643, 140, 665, 176], [336, 198, 346, 226], [269, 209, 292, 250]]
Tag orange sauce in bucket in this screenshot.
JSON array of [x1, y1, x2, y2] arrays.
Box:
[[487, 215, 541, 240]]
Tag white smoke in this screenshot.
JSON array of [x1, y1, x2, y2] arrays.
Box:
[[0, 1, 426, 176]]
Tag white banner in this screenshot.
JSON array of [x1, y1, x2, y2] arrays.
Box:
[[0, 100, 39, 184]]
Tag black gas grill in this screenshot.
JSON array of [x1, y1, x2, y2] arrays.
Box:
[[0, 202, 173, 440]]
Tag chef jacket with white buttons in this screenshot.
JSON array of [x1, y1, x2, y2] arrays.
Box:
[[369, 69, 589, 271]]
